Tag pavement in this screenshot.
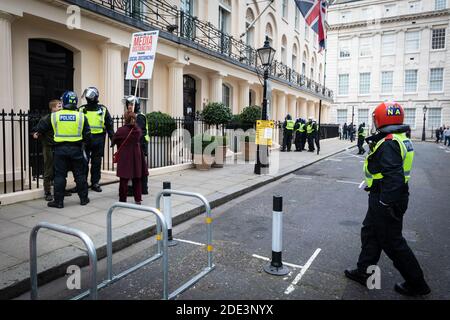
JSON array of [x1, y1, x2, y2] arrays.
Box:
[[0, 138, 353, 299], [18, 141, 449, 300]]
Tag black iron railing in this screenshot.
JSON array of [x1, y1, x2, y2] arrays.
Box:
[[77, 0, 333, 100]]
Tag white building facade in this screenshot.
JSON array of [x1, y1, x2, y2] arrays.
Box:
[[327, 0, 450, 138]]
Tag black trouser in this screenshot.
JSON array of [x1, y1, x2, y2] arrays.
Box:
[[357, 192, 427, 288], [301, 133, 307, 150], [42, 144, 54, 194], [357, 136, 365, 154], [307, 134, 315, 151], [54, 145, 89, 204], [294, 132, 302, 151], [282, 131, 293, 151], [85, 134, 105, 185]]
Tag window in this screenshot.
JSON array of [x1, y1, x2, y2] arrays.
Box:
[[359, 37, 372, 57], [359, 72, 371, 95], [381, 71, 394, 93], [292, 44, 298, 71], [222, 84, 231, 108], [384, 4, 396, 16], [181, 0, 194, 14], [295, 8, 300, 30], [430, 68, 444, 92], [281, 35, 287, 64], [282, 0, 288, 19], [245, 9, 255, 61], [339, 39, 351, 58], [404, 69, 418, 93], [404, 108, 416, 128], [302, 51, 308, 75], [266, 23, 274, 47], [405, 31, 421, 53], [341, 11, 351, 22], [124, 62, 149, 112], [428, 108, 442, 128], [358, 109, 369, 125], [337, 109, 348, 124], [338, 74, 349, 95], [431, 28, 446, 50], [382, 33, 396, 55], [408, 1, 421, 13], [435, 0, 447, 10]]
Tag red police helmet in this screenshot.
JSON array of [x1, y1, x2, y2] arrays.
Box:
[[372, 102, 404, 129]]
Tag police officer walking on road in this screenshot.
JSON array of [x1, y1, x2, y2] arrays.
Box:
[[79, 87, 115, 192], [357, 122, 366, 155], [345, 102, 431, 296], [35, 91, 91, 208], [124, 96, 149, 195], [281, 114, 295, 152]]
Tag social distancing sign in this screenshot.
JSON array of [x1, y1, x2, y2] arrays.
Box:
[[126, 30, 159, 80], [256, 120, 274, 146]]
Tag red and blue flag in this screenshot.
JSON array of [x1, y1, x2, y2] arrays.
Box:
[[295, 0, 328, 52]]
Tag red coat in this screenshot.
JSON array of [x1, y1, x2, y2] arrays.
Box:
[[112, 124, 149, 179]]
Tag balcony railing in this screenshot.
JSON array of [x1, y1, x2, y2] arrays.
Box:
[[75, 0, 333, 100]]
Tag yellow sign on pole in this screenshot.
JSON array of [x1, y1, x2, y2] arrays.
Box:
[[256, 120, 275, 146]]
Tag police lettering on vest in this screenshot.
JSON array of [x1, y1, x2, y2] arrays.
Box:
[[364, 133, 414, 188], [51, 110, 84, 143]]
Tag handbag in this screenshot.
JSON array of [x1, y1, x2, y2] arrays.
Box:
[[113, 127, 134, 163]]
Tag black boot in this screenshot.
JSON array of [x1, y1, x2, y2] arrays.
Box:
[[80, 197, 90, 206], [48, 201, 63, 209], [91, 184, 102, 192], [45, 192, 53, 202], [394, 282, 431, 296], [344, 269, 370, 287]]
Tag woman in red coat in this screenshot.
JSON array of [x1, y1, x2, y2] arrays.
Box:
[[112, 111, 149, 204]]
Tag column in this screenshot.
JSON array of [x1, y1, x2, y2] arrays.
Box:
[[277, 93, 286, 121], [307, 100, 315, 119], [288, 95, 296, 118], [168, 62, 185, 117], [101, 43, 123, 115], [0, 12, 14, 109], [238, 80, 250, 113], [314, 102, 320, 120], [209, 73, 224, 103], [298, 98, 307, 118]]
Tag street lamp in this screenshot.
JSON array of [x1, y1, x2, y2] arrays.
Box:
[[254, 36, 276, 175], [422, 106, 428, 141]]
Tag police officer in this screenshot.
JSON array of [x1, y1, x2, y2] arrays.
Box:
[[124, 96, 149, 195], [357, 122, 366, 155], [306, 117, 315, 152], [281, 114, 295, 152], [294, 118, 305, 152], [35, 91, 91, 208], [79, 87, 115, 192], [345, 102, 430, 296]]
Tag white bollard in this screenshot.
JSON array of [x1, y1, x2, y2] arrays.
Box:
[[264, 195, 289, 276]]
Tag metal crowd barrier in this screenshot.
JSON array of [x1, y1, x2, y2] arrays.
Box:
[[30, 222, 98, 300], [73, 202, 169, 300], [155, 189, 215, 300]]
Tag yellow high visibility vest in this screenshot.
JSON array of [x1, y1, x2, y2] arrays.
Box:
[[306, 123, 314, 134], [138, 112, 150, 142], [364, 133, 414, 188], [297, 123, 306, 133], [51, 110, 84, 143], [286, 120, 295, 131], [79, 105, 106, 134]]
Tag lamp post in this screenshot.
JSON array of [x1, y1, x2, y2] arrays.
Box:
[[254, 36, 276, 175], [422, 106, 428, 141]]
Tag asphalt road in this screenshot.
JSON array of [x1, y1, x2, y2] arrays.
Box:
[[21, 142, 450, 300]]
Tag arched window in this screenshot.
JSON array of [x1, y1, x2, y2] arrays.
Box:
[[181, 0, 194, 15], [318, 64, 323, 83], [292, 43, 298, 71], [302, 51, 308, 75], [281, 35, 287, 65], [246, 8, 255, 48], [222, 83, 232, 108], [265, 23, 274, 47], [311, 57, 315, 79]]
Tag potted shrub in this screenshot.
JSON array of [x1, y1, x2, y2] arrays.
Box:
[[146, 112, 177, 166], [240, 105, 262, 128], [212, 135, 228, 168], [201, 102, 233, 128], [191, 134, 215, 171]]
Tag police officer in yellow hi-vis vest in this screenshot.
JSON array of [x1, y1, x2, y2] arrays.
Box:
[[35, 91, 91, 208], [306, 117, 316, 152], [281, 114, 295, 152], [124, 96, 149, 194], [345, 102, 430, 296], [79, 87, 115, 192]]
